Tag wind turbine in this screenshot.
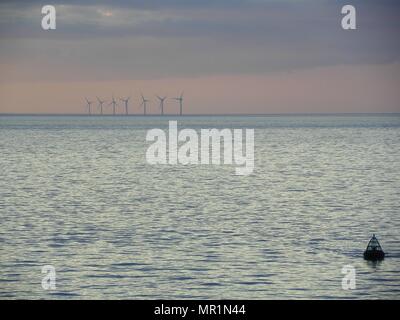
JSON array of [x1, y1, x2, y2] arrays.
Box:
[[140, 94, 149, 115], [156, 95, 167, 115], [120, 96, 131, 115], [172, 92, 184, 116], [109, 95, 118, 115], [85, 97, 93, 115], [97, 97, 106, 115]]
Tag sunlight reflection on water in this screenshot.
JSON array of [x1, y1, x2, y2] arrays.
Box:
[[0, 115, 399, 299]]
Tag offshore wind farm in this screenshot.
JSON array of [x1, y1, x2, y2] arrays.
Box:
[[85, 92, 184, 115]]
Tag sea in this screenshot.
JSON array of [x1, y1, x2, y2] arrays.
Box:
[[0, 114, 399, 299]]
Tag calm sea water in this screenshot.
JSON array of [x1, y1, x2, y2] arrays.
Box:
[[0, 115, 399, 299]]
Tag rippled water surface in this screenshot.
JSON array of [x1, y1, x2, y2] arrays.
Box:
[[1, 115, 399, 299]]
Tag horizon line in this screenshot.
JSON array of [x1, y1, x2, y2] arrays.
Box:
[[1, 112, 400, 117]]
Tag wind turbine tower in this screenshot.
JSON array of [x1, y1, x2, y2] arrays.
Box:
[[156, 95, 167, 115], [109, 95, 118, 115], [120, 96, 131, 115], [173, 92, 184, 116], [85, 98, 93, 115], [97, 97, 106, 115], [140, 94, 149, 115]]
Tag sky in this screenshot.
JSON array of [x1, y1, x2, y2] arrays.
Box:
[[0, 0, 399, 114]]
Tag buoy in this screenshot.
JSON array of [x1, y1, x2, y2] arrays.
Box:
[[363, 234, 385, 261]]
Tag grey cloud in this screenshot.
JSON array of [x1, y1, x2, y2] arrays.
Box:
[[0, 0, 399, 80]]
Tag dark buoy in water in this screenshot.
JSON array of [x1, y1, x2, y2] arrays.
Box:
[[364, 234, 385, 261]]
